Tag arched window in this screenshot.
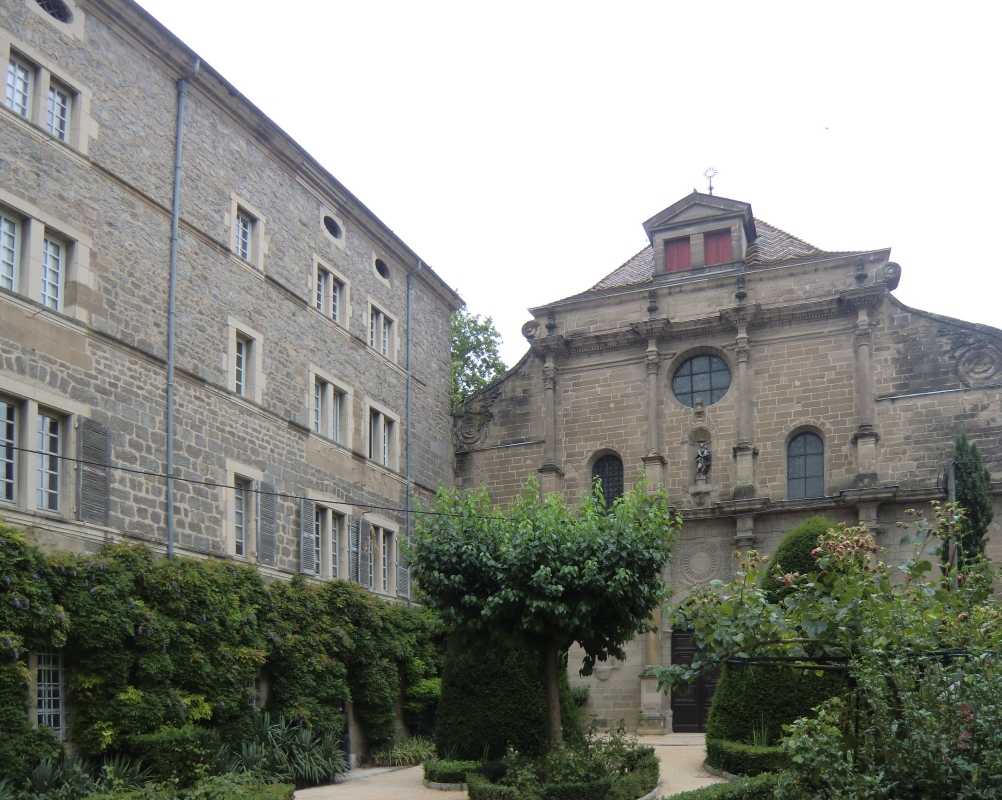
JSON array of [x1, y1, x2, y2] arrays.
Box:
[[672, 355, 731, 408], [788, 432, 824, 499], [592, 455, 624, 508]]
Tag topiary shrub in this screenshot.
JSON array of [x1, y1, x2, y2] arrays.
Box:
[[705, 663, 845, 746], [764, 516, 833, 604], [705, 739, 789, 776], [424, 759, 482, 784], [435, 645, 583, 760], [122, 724, 220, 787], [667, 772, 779, 800]]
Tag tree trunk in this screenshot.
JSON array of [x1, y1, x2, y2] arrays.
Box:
[[543, 640, 563, 750]]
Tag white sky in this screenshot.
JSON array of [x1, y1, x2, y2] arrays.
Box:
[[137, 0, 1002, 368]]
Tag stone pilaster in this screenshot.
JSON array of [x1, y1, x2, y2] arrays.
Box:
[[735, 515, 756, 549], [642, 338, 667, 485], [733, 324, 756, 499], [538, 347, 563, 493], [853, 309, 879, 487]]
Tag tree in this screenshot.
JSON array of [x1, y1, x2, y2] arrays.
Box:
[[953, 430, 994, 562], [451, 309, 506, 407], [409, 476, 680, 750]]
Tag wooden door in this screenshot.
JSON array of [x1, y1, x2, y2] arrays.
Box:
[[670, 628, 718, 732]]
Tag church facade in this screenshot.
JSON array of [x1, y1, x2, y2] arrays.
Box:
[[453, 192, 1002, 732]]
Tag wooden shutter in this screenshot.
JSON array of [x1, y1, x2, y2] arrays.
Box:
[[348, 517, 361, 583], [704, 230, 733, 266], [359, 524, 372, 588], [664, 237, 691, 272], [77, 419, 110, 525], [300, 499, 316, 575], [257, 483, 276, 565], [396, 535, 410, 599]]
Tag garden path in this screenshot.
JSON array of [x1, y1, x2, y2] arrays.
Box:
[[294, 733, 724, 799]]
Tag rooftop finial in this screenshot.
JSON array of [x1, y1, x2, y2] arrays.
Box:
[[703, 167, 717, 196]]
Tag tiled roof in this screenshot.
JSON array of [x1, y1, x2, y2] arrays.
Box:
[[564, 219, 855, 302]]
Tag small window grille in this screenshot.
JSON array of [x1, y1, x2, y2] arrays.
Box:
[[36, 652, 65, 738], [788, 433, 824, 499], [672, 355, 731, 408], [592, 454, 624, 508], [36, 0, 73, 23]]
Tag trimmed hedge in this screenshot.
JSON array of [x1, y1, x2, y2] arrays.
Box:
[[764, 517, 832, 604], [424, 759, 481, 784], [668, 772, 779, 800], [84, 783, 295, 799], [608, 751, 660, 800], [705, 739, 789, 777], [536, 776, 614, 800], [467, 773, 518, 800], [435, 646, 583, 759], [705, 663, 845, 747]]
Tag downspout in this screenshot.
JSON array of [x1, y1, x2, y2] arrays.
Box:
[[405, 260, 422, 605], [166, 57, 200, 560]]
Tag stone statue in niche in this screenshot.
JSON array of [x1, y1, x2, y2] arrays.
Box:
[[695, 441, 711, 481]]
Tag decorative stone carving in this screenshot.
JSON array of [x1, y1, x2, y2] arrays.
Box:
[[956, 340, 1002, 388], [545, 308, 557, 333], [854, 326, 872, 347], [672, 543, 725, 587], [521, 320, 539, 340], [592, 658, 623, 682], [882, 262, 901, 290], [454, 387, 501, 451], [854, 255, 867, 284], [693, 397, 706, 421], [735, 275, 747, 303], [695, 441, 711, 481], [647, 290, 658, 315]]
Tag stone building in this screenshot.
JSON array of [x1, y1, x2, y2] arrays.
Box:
[[453, 191, 1002, 732], [1, 0, 460, 744]]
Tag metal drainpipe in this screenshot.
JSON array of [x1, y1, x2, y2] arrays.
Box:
[[405, 260, 422, 605], [165, 57, 200, 560]]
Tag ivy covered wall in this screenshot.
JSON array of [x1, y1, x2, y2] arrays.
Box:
[[0, 521, 440, 780]]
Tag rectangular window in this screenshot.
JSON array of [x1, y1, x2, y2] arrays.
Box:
[[381, 317, 390, 357], [36, 412, 59, 512], [704, 229, 733, 266], [46, 83, 71, 141], [381, 531, 391, 592], [235, 210, 253, 261], [36, 652, 65, 739], [331, 278, 341, 322], [313, 506, 324, 577], [5, 57, 32, 118], [368, 410, 378, 462], [235, 336, 249, 397], [369, 307, 394, 358], [234, 477, 250, 556], [313, 378, 324, 434], [368, 409, 394, 468], [1, 400, 15, 503], [366, 529, 374, 588], [382, 417, 392, 466], [664, 237, 691, 273], [315, 268, 328, 313], [41, 235, 64, 311], [331, 390, 341, 444], [1, 212, 20, 292], [331, 513, 341, 578]]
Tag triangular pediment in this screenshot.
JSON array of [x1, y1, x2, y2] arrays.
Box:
[[642, 192, 755, 242]]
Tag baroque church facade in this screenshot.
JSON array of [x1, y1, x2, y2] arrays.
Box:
[[453, 192, 1002, 732]]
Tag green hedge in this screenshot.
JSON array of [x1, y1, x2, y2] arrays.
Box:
[[83, 782, 295, 799], [423, 759, 481, 784], [435, 646, 583, 760], [764, 517, 832, 604], [705, 739, 789, 777], [667, 772, 779, 800], [705, 663, 845, 746], [467, 773, 518, 800], [123, 725, 221, 787], [608, 752, 660, 800]]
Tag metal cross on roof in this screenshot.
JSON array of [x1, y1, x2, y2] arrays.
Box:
[[704, 167, 718, 196]]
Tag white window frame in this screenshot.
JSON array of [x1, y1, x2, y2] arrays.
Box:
[[233, 476, 251, 557], [313, 504, 325, 577], [46, 79, 71, 142], [368, 304, 395, 361], [0, 209, 21, 293], [364, 515, 398, 596], [5, 53, 33, 118], [31, 651, 67, 740], [40, 232, 65, 311], [312, 257, 349, 326], [227, 460, 262, 559], [1, 397, 17, 504], [366, 402, 398, 470], [35, 409, 60, 513], [227, 318, 264, 403], [308, 365, 352, 448], [228, 195, 266, 270], [308, 493, 351, 580]]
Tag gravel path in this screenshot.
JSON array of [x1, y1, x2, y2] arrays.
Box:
[[295, 733, 724, 799]]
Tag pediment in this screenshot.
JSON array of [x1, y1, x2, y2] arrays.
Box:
[[643, 192, 755, 241]]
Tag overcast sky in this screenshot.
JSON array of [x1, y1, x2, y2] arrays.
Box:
[[137, 0, 1001, 368]]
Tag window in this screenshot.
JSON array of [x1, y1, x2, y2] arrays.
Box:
[[313, 378, 324, 434], [591, 454, 624, 508], [5, 56, 33, 118], [369, 306, 394, 359], [313, 260, 347, 324], [1, 399, 15, 502], [664, 237, 691, 272], [380, 529, 393, 593], [672, 355, 731, 408], [704, 230, 732, 266], [41, 234, 64, 311], [234, 336, 250, 397], [36, 0, 73, 23], [1, 211, 20, 292], [313, 506, 324, 577], [36, 652, 65, 739], [36, 412, 59, 511], [788, 432, 824, 499], [331, 512, 342, 578], [234, 210, 253, 261], [311, 377, 345, 443], [46, 81, 71, 141], [234, 477, 251, 556], [368, 409, 395, 468]]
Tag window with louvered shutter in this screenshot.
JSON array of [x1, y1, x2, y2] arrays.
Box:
[[348, 517, 361, 583], [77, 418, 109, 525], [396, 536, 410, 598], [300, 499, 316, 575], [359, 525, 373, 588], [257, 483, 276, 565]]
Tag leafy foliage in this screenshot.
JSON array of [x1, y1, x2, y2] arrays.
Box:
[[704, 739, 788, 777], [954, 430, 994, 563], [763, 517, 833, 604], [451, 309, 506, 408], [411, 475, 680, 747], [370, 735, 435, 767], [667, 773, 779, 800]]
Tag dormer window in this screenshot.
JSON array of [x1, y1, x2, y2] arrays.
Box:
[[664, 237, 691, 272], [704, 230, 733, 266]]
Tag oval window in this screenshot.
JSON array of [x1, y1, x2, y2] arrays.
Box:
[[323, 216, 343, 240], [374, 259, 390, 280], [672, 355, 731, 407]]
